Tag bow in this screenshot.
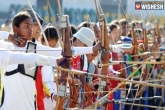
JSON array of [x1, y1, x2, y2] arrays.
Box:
[[55, 0, 72, 109], [119, 6, 140, 109], [135, 21, 149, 97], [129, 20, 149, 110], [153, 20, 164, 107], [46, 0, 63, 48], [93, 0, 110, 109], [155, 21, 161, 44]]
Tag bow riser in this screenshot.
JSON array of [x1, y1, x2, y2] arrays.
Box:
[[94, 0, 109, 109], [55, 0, 72, 109]]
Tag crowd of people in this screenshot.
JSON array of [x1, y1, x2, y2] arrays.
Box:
[[0, 2, 165, 110]]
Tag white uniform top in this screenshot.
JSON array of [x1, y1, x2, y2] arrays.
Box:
[[0, 49, 11, 77], [0, 31, 93, 57], [108, 44, 126, 74], [41, 66, 57, 110], [0, 48, 58, 73], [0, 49, 59, 110], [0, 32, 93, 110]]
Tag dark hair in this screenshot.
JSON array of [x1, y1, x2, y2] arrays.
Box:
[[77, 21, 90, 30], [93, 40, 96, 46], [70, 25, 77, 36], [70, 25, 78, 42], [159, 26, 165, 32], [132, 22, 136, 27], [12, 11, 31, 27], [131, 21, 140, 28], [41, 24, 58, 43], [135, 29, 142, 36], [93, 24, 98, 28], [138, 21, 142, 27], [22, 9, 44, 25], [109, 24, 117, 32]]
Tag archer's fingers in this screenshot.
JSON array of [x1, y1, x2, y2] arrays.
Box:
[[134, 84, 139, 88]]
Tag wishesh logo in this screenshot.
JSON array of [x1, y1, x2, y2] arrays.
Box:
[[135, 3, 141, 10], [135, 1, 164, 10]]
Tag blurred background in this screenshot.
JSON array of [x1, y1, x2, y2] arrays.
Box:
[[0, 0, 165, 32]]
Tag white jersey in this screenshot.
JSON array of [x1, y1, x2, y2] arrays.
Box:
[[0, 48, 58, 110], [0, 34, 93, 110], [0, 31, 93, 110], [41, 66, 57, 110], [0, 48, 59, 110]]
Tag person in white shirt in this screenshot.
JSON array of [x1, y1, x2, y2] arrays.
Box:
[[40, 24, 59, 110], [0, 11, 100, 110], [0, 48, 68, 107], [0, 48, 67, 71], [1, 20, 12, 32]]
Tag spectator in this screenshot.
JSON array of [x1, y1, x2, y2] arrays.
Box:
[[1, 20, 12, 32]]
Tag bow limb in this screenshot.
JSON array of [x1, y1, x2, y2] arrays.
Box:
[[147, 20, 162, 105], [156, 30, 165, 106], [125, 9, 140, 102], [26, 0, 49, 47], [85, 4, 101, 110], [140, 21, 149, 82], [155, 21, 161, 44], [93, 0, 110, 109], [155, 19, 165, 106], [87, 13, 92, 23], [87, 13, 97, 37], [117, 1, 133, 102], [124, 18, 140, 110], [132, 21, 149, 99], [117, 0, 128, 23], [129, 20, 150, 110], [117, 0, 130, 37]]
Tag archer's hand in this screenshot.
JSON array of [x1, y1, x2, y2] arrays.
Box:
[[8, 34, 15, 42], [111, 45, 124, 53], [65, 57, 73, 66], [56, 57, 72, 66], [53, 95, 57, 101], [11, 35, 27, 47]]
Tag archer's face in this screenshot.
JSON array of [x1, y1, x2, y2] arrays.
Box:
[[32, 22, 41, 39], [94, 26, 101, 40], [15, 18, 33, 40], [73, 39, 86, 47], [121, 24, 128, 36], [111, 28, 120, 41]]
